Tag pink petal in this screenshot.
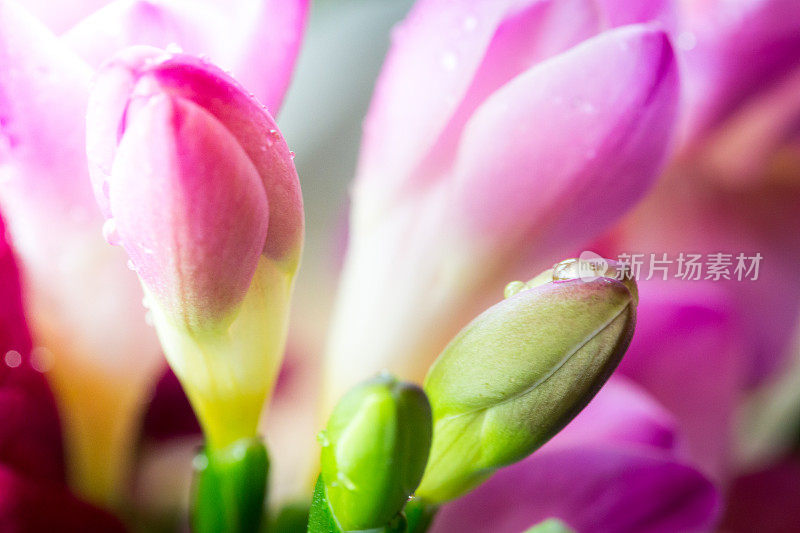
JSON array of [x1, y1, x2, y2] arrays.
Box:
[[357, 0, 603, 215], [109, 93, 269, 327], [88, 48, 303, 266], [20, 0, 109, 33], [64, 0, 308, 111], [0, 0, 95, 214], [452, 25, 679, 266]]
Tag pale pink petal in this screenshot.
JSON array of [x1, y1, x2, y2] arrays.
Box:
[[452, 25, 679, 266], [64, 0, 308, 111], [21, 0, 109, 33], [357, 0, 603, 215], [0, 0, 94, 213]]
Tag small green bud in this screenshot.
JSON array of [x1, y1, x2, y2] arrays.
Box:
[[319, 375, 432, 531], [416, 266, 637, 503]]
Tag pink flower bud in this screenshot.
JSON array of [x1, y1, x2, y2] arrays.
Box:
[[87, 46, 303, 330], [86, 46, 304, 448]]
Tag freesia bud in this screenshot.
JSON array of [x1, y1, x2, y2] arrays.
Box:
[[313, 375, 432, 531], [86, 46, 304, 450], [415, 263, 637, 503]]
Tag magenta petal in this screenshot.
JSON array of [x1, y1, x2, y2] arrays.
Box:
[[0, 214, 64, 484], [594, 0, 676, 29], [451, 25, 679, 264], [550, 376, 679, 453], [679, 0, 800, 138], [109, 93, 269, 327], [0, 465, 125, 532], [431, 445, 720, 533], [618, 280, 746, 482]]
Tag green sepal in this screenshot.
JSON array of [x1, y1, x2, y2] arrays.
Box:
[[307, 476, 408, 533], [191, 437, 269, 533], [308, 476, 343, 533]]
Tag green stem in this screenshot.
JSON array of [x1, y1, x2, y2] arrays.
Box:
[[404, 499, 438, 533], [191, 437, 269, 533]]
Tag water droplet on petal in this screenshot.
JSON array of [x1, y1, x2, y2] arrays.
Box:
[[504, 280, 528, 299], [126, 259, 137, 271], [192, 454, 209, 471], [440, 51, 458, 71], [552, 259, 581, 281], [102, 218, 120, 246], [463, 16, 477, 31], [165, 42, 183, 54], [676, 31, 697, 51], [337, 472, 356, 491]]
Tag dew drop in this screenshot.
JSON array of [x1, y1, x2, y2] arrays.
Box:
[[463, 16, 478, 31], [126, 259, 137, 271], [165, 42, 183, 54], [504, 280, 528, 299], [102, 218, 120, 246], [192, 454, 209, 471], [676, 31, 697, 51], [552, 258, 581, 281], [337, 472, 356, 491], [440, 51, 458, 71]]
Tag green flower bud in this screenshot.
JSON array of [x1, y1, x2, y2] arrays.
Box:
[[415, 265, 637, 503], [318, 375, 433, 531]]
